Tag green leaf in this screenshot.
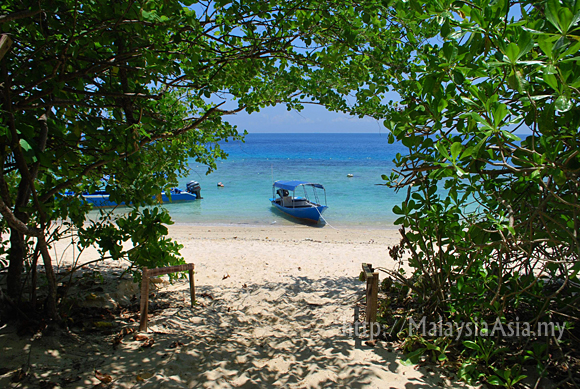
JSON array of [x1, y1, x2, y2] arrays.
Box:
[[493, 103, 508, 127], [517, 31, 534, 60], [422, 76, 436, 96], [441, 19, 451, 38], [451, 142, 462, 160], [558, 7, 575, 34], [468, 112, 490, 126], [559, 41, 580, 60], [402, 348, 426, 366], [460, 96, 477, 106], [463, 340, 480, 351], [452, 70, 465, 85], [436, 142, 450, 160], [514, 70, 529, 92], [537, 36, 555, 58], [545, 0, 563, 33], [571, 10, 580, 31], [362, 12, 370, 24], [460, 146, 474, 160], [505, 42, 519, 64], [19, 138, 33, 152], [555, 95, 572, 112], [543, 73, 559, 91]]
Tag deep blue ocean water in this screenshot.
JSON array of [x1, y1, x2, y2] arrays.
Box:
[[164, 133, 407, 228]]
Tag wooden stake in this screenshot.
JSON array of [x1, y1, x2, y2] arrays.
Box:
[[139, 267, 150, 332], [188, 265, 195, 307], [361, 263, 380, 340], [367, 271, 379, 324]]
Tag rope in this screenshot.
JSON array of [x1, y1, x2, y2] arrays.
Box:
[[315, 206, 338, 230]]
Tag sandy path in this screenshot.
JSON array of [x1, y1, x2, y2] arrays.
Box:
[[0, 225, 473, 388]]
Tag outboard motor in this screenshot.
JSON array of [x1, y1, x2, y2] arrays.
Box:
[[187, 181, 202, 199]]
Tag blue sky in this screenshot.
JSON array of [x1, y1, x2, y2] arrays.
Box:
[[225, 104, 388, 133], [225, 103, 532, 135]]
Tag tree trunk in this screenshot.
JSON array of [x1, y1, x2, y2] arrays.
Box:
[[37, 234, 59, 320], [7, 227, 27, 299], [3, 107, 50, 309], [6, 180, 32, 300]]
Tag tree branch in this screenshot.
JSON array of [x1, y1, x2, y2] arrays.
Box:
[[0, 8, 42, 24]]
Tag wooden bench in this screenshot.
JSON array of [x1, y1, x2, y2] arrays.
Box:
[[139, 263, 195, 332]]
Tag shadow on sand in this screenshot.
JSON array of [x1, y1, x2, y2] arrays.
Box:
[[0, 265, 470, 388]]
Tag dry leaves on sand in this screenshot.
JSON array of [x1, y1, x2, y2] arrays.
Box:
[[112, 327, 135, 348], [198, 292, 214, 300], [141, 338, 155, 348], [38, 380, 58, 389], [133, 333, 149, 341], [11, 368, 26, 383], [136, 372, 154, 381], [95, 370, 113, 384], [365, 339, 378, 347], [133, 334, 155, 348]]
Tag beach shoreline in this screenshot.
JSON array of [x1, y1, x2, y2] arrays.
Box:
[[171, 221, 400, 229]]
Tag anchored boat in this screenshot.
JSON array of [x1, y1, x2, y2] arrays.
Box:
[[270, 180, 328, 223], [81, 181, 202, 207]]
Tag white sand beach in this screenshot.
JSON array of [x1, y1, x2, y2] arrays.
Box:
[[0, 225, 475, 388]]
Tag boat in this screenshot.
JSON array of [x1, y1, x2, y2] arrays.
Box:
[[270, 180, 328, 223], [81, 181, 201, 208]]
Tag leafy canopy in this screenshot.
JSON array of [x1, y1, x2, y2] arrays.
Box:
[[366, 0, 580, 384]]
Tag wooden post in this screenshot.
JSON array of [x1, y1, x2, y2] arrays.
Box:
[[188, 266, 195, 307], [0, 35, 13, 61], [139, 263, 195, 332], [367, 272, 379, 323], [362, 263, 379, 332], [139, 267, 150, 332]]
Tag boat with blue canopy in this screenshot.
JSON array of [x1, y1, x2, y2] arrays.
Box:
[[270, 180, 328, 223]]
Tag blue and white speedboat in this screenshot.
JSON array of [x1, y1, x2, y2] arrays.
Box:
[[270, 180, 328, 223], [81, 181, 201, 208]]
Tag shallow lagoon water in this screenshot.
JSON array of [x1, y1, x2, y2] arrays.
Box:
[[166, 133, 407, 228], [89, 133, 409, 228]]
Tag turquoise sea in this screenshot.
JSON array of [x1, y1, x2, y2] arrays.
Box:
[[163, 133, 406, 228]]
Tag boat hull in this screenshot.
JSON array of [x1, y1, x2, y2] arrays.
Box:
[[82, 191, 197, 208], [270, 200, 328, 223], [82, 194, 123, 208], [160, 192, 197, 203]]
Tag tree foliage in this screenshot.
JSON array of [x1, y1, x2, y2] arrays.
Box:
[[374, 0, 580, 385]]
